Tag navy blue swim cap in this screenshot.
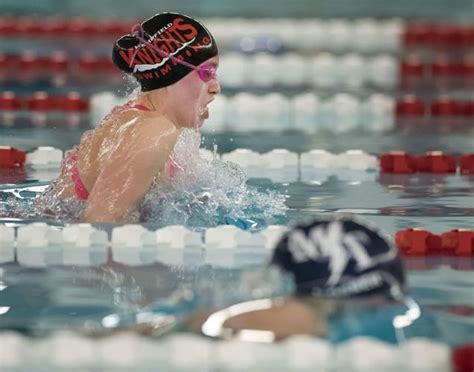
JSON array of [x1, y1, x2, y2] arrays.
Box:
[[271, 216, 406, 300]]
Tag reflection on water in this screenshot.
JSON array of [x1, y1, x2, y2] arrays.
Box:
[[0, 130, 473, 347], [1, 173, 473, 235], [0, 262, 472, 346]]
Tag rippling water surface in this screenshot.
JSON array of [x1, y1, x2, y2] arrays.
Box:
[[0, 130, 473, 346]]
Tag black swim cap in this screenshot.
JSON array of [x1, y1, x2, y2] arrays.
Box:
[[112, 12, 218, 91], [271, 216, 406, 300]]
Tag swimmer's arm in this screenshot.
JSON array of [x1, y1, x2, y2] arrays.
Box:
[[83, 121, 179, 223], [184, 299, 327, 341]]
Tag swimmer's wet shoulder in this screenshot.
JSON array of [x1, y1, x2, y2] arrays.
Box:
[[83, 116, 180, 223]]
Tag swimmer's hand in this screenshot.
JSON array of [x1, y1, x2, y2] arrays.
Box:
[[83, 119, 180, 223]]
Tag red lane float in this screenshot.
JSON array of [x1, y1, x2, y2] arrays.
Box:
[[415, 151, 457, 173], [379, 151, 467, 174], [0, 147, 27, 168], [0, 91, 90, 112], [431, 96, 465, 116], [460, 154, 474, 174], [0, 52, 119, 77], [395, 96, 473, 132], [395, 95, 426, 117], [441, 229, 474, 256], [0, 92, 90, 128], [0, 16, 133, 39], [0, 91, 22, 110], [379, 151, 417, 173], [453, 343, 474, 372], [404, 22, 474, 49], [395, 228, 441, 255], [396, 228, 474, 256], [400, 56, 474, 88]]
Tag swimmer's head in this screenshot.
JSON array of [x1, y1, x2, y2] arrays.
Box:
[[271, 216, 406, 300], [112, 12, 218, 92]]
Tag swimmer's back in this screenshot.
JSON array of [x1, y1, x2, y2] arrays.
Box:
[[60, 104, 179, 200]]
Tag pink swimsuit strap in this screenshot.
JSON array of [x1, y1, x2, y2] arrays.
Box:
[[121, 100, 151, 112], [129, 103, 150, 111], [68, 152, 89, 201]]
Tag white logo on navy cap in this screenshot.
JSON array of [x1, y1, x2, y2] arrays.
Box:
[[287, 221, 377, 285]]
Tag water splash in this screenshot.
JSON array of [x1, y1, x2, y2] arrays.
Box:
[[1, 130, 287, 229], [140, 129, 288, 230], [0, 183, 85, 221]]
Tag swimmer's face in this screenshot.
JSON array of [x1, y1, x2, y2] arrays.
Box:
[[167, 56, 220, 128]]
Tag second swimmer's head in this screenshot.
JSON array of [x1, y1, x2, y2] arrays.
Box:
[[271, 216, 406, 301]]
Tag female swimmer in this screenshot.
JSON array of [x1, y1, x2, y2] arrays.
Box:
[[38, 12, 220, 223]]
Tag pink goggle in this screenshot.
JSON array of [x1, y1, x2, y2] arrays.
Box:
[[128, 24, 217, 83]]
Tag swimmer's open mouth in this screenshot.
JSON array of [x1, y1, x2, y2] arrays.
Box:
[[200, 107, 209, 119], [200, 99, 214, 119]]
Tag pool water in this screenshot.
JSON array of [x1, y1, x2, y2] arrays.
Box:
[[1, 128, 473, 352], [1, 129, 473, 232], [0, 257, 473, 347], [1, 7, 473, 369]]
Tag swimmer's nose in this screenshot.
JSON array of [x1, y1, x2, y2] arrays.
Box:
[[209, 79, 220, 95]]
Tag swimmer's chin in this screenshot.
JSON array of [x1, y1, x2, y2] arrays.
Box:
[[196, 119, 205, 129], [200, 107, 209, 119], [196, 109, 209, 127]]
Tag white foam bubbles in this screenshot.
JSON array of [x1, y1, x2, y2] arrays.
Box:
[[140, 131, 287, 230]]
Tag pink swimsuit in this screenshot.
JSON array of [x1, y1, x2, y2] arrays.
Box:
[[69, 151, 90, 200], [69, 102, 180, 201]]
